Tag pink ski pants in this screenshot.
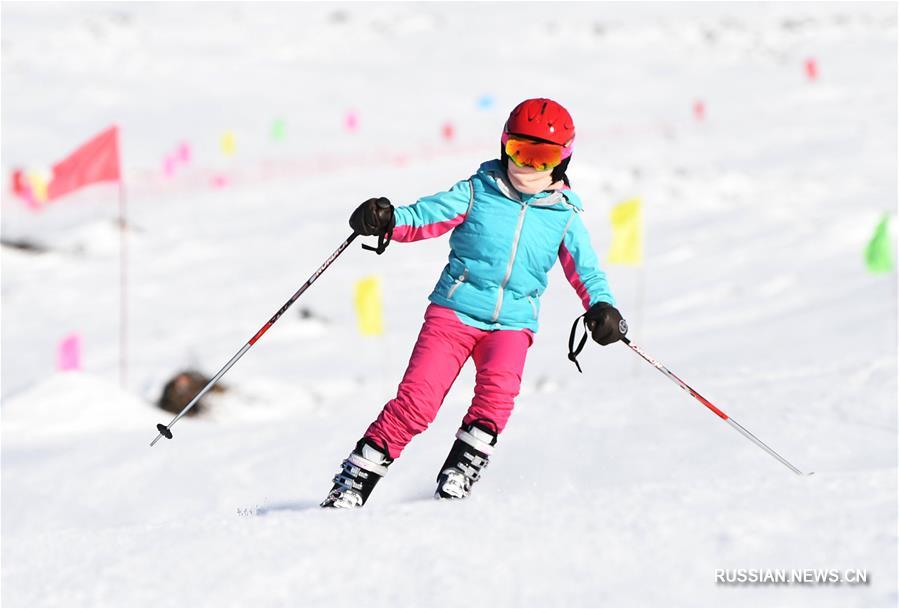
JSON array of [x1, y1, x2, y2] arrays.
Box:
[[364, 303, 533, 459]]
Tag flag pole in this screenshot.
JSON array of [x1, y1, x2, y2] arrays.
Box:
[[118, 157, 128, 389], [635, 201, 647, 376], [633, 267, 645, 376]]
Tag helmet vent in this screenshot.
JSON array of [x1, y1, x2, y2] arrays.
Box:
[[503, 98, 574, 146]]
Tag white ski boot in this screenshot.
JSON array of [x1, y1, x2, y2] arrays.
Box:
[[321, 438, 392, 509], [435, 420, 497, 500]]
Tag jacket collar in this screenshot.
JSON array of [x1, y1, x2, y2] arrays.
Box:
[[478, 159, 583, 210]]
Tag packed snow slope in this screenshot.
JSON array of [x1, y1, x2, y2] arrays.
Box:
[[2, 3, 897, 607]]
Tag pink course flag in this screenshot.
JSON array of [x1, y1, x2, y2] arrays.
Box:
[[176, 142, 192, 164], [344, 111, 359, 133], [163, 156, 177, 178], [57, 333, 82, 371]]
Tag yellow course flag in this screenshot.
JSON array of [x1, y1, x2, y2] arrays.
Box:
[[608, 197, 643, 265], [220, 130, 236, 156], [26, 170, 49, 203], [354, 276, 384, 336]]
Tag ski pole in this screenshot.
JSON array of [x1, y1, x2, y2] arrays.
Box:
[[150, 232, 359, 447], [621, 336, 813, 476]]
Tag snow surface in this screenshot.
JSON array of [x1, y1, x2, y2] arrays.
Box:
[[1, 2, 897, 607]]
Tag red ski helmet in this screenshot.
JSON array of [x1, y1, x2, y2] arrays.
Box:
[[503, 98, 575, 146]]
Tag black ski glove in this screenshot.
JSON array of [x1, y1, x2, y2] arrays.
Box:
[[350, 197, 395, 235], [585, 302, 627, 346], [567, 302, 627, 372], [350, 197, 395, 254]]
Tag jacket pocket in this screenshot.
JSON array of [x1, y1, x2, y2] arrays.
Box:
[[447, 268, 468, 299], [527, 293, 538, 318]]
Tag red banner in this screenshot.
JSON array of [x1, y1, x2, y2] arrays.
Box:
[[45, 126, 120, 201]]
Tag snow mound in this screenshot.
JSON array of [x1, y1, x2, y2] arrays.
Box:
[[2, 372, 160, 440], [53, 218, 132, 256], [200, 377, 320, 424]]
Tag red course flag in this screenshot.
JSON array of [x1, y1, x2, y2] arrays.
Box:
[[804, 58, 818, 82], [11, 169, 26, 196], [46, 126, 120, 201], [693, 99, 706, 121]]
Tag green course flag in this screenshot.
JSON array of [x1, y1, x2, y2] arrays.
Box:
[[271, 119, 286, 141], [865, 215, 894, 273]]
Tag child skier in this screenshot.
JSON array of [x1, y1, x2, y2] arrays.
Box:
[[322, 98, 627, 508]]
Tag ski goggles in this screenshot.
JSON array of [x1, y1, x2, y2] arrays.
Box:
[[502, 133, 573, 171]]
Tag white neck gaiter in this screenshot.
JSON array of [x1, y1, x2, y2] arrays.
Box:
[[506, 160, 563, 195]]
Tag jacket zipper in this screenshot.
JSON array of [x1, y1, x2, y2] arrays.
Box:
[[447, 268, 468, 299], [527, 294, 538, 318], [491, 203, 528, 322]]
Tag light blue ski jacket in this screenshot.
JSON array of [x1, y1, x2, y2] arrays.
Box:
[[392, 159, 615, 333]]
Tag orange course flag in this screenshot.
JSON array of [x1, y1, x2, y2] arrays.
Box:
[[46, 126, 120, 201]]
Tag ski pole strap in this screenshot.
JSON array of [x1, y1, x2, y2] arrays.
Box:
[[361, 225, 393, 255], [568, 313, 589, 373]]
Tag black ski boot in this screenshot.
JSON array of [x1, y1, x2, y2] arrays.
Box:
[[321, 438, 392, 509], [435, 419, 498, 500]]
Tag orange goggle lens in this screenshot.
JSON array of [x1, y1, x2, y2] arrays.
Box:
[[504, 136, 564, 171]]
